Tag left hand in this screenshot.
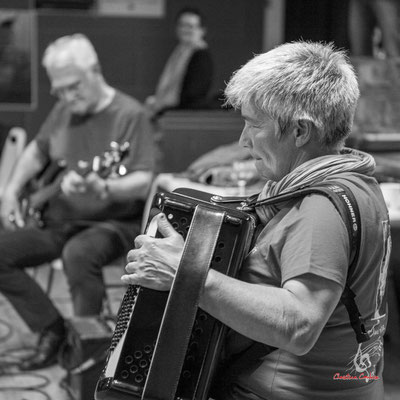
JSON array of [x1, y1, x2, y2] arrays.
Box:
[[122, 213, 185, 291], [61, 171, 108, 198]]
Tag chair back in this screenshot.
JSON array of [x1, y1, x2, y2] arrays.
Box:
[[0, 127, 27, 199]]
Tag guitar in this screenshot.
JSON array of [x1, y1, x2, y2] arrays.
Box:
[[13, 141, 130, 229]]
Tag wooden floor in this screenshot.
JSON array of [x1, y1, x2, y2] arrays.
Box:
[[0, 263, 400, 400]]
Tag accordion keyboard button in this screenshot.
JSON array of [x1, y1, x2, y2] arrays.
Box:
[[130, 365, 138, 373], [125, 355, 134, 364], [134, 350, 143, 359]]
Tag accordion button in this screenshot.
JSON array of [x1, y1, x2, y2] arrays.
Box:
[[134, 350, 143, 359], [182, 370, 192, 379], [186, 354, 195, 363], [194, 327, 203, 336], [125, 355, 134, 364], [135, 374, 144, 383], [130, 365, 138, 374], [199, 313, 207, 321], [121, 370, 129, 379]]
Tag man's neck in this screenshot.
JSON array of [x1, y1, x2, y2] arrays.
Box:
[[93, 85, 116, 113]]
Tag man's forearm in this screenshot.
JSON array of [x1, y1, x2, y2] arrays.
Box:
[[105, 170, 153, 201], [6, 141, 47, 195]]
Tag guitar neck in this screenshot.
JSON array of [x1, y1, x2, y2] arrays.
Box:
[[22, 142, 129, 218]]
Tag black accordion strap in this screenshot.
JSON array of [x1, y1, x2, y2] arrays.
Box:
[[142, 204, 225, 400]]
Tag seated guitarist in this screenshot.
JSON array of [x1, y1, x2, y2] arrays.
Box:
[[123, 42, 390, 399], [0, 34, 154, 370]]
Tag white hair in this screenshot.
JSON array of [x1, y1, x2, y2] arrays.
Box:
[[225, 41, 360, 149], [42, 33, 99, 71]]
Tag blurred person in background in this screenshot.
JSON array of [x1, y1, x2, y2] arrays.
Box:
[[145, 6, 214, 119], [348, 0, 400, 58], [0, 33, 154, 371]]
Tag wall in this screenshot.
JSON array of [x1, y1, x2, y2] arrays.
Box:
[[0, 0, 264, 140], [158, 109, 244, 173], [284, 0, 350, 49]]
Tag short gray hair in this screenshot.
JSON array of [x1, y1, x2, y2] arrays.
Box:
[[225, 41, 360, 149], [42, 33, 99, 71]]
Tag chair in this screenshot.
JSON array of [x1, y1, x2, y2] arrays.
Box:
[[0, 126, 27, 200]]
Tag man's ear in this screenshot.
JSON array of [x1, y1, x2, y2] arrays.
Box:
[[293, 119, 313, 148]]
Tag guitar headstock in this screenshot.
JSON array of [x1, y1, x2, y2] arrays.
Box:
[[86, 141, 130, 179]]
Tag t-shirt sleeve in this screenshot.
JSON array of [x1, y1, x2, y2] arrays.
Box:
[[117, 107, 155, 173], [279, 195, 350, 288], [34, 103, 61, 157]]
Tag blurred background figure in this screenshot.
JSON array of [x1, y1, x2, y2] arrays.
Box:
[[0, 33, 154, 371], [348, 0, 400, 58], [0, 10, 31, 104], [145, 6, 214, 119]]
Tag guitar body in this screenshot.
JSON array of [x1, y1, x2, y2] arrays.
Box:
[[19, 160, 67, 228], [14, 141, 130, 229]]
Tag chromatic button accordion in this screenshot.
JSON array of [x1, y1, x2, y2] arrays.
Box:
[[95, 188, 258, 400]]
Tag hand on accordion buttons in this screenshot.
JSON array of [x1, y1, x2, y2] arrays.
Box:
[[122, 213, 184, 291]]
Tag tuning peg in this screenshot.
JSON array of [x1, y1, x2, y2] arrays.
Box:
[[118, 165, 127, 176], [121, 142, 130, 152], [110, 141, 119, 150]]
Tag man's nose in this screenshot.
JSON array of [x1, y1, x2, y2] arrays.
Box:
[[62, 89, 78, 102]]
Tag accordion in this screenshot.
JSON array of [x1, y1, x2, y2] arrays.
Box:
[[95, 188, 258, 400]]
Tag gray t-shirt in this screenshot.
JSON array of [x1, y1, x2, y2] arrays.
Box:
[[223, 173, 390, 400]]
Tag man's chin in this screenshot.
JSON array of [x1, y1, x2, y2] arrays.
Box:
[[69, 105, 88, 116]]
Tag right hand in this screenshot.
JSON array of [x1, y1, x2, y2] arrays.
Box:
[[145, 95, 156, 108], [122, 213, 185, 291], [144, 95, 158, 118], [60, 170, 87, 196], [0, 190, 24, 230]]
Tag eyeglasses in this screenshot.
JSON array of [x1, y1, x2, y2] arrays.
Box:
[[50, 79, 82, 99]]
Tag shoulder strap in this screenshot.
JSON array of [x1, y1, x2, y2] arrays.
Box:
[[250, 181, 370, 343], [308, 182, 370, 343]]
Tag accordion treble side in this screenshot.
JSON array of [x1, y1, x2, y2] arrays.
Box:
[[95, 188, 258, 400]]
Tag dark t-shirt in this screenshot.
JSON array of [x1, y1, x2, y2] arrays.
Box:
[[34, 90, 154, 231]]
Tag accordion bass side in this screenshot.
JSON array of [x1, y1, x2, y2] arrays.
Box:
[[95, 188, 258, 400]]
